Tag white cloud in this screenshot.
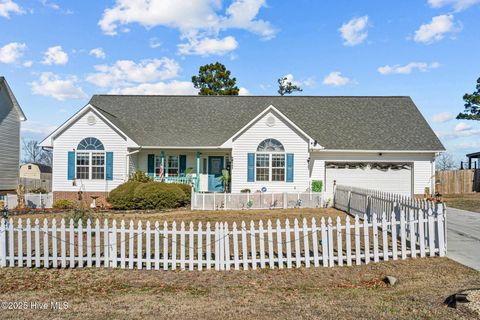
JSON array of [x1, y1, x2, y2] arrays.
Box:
[[109, 80, 197, 95], [239, 87, 250, 95], [0, 0, 24, 18], [98, 0, 275, 56], [0, 42, 26, 63], [89, 48, 106, 59], [436, 122, 480, 140], [279, 73, 315, 89], [99, 0, 275, 37], [322, 71, 351, 87], [378, 62, 440, 75], [455, 122, 472, 132], [30, 72, 87, 101], [21, 120, 57, 136], [178, 36, 238, 56], [149, 37, 162, 48], [86, 58, 180, 87], [42, 46, 69, 65], [432, 112, 455, 123], [23, 60, 33, 67], [414, 15, 460, 44], [427, 0, 480, 11], [339, 16, 369, 46]]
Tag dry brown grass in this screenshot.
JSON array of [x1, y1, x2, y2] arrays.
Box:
[[7, 207, 346, 225], [443, 193, 480, 213], [0, 258, 479, 319]]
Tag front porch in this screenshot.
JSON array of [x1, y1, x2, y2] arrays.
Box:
[[128, 149, 232, 192]]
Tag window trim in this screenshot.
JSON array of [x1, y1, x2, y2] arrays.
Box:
[[254, 152, 286, 182], [75, 151, 106, 180]]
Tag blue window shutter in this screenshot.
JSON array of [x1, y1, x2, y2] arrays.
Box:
[[286, 153, 294, 182], [106, 152, 113, 180], [179, 155, 187, 174], [147, 154, 155, 177], [67, 151, 75, 180], [247, 153, 255, 182]]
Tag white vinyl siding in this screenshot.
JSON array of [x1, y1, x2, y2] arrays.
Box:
[[0, 86, 21, 191], [231, 111, 310, 193], [52, 110, 128, 192], [310, 151, 436, 197]]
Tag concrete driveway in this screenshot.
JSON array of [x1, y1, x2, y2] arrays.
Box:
[[446, 207, 480, 271]]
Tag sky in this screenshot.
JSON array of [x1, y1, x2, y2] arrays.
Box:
[[1, 0, 480, 162]]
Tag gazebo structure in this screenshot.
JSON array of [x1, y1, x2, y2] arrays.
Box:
[[464, 152, 480, 169]]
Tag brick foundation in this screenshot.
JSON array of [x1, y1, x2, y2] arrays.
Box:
[[53, 191, 110, 208]]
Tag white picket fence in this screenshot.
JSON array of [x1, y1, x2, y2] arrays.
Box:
[[3, 193, 53, 209], [191, 191, 325, 210], [0, 207, 446, 270], [333, 185, 447, 251]]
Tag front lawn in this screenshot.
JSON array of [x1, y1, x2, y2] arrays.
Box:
[[6, 207, 346, 225], [0, 258, 478, 319], [443, 193, 480, 213]]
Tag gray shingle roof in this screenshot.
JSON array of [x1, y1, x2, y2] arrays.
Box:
[[89, 95, 444, 151]]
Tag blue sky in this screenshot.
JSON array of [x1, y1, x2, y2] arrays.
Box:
[[1, 0, 479, 161]]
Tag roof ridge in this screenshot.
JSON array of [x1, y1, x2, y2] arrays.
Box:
[[92, 94, 412, 98]]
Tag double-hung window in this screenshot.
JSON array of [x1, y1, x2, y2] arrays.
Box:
[[167, 155, 179, 176], [76, 137, 105, 180], [255, 139, 286, 182]]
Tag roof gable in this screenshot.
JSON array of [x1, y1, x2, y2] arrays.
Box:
[[81, 95, 444, 151], [0, 76, 26, 121]]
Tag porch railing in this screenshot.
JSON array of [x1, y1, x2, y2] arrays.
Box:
[[154, 176, 196, 186]]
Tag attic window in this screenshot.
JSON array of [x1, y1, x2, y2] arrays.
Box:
[[77, 137, 104, 151], [257, 139, 285, 152]]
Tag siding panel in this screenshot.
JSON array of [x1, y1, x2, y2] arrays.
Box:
[[0, 87, 21, 191], [52, 110, 128, 192], [231, 111, 310, 193]]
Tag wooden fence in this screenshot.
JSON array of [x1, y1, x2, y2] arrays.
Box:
[[0, 208, 446, 270], [3, 193, 54, 209], [435, 169, 480, 194]]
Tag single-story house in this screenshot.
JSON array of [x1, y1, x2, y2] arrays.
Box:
[[0, 77, 26, 194], [40, 95, 444, 205]]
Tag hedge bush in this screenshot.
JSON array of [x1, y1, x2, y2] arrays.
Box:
[[53, 199, 75, 209], [107, 181, 142, 210], [108, 181, 190, 210]]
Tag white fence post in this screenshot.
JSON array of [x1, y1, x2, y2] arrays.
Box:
[[0, 218, 6, 267]]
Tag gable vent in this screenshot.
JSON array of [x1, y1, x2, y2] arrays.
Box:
[[87, 115, 96, 126], [266, 116, 276, 127]]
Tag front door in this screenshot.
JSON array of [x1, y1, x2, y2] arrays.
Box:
[[208, 156, 224, 192]]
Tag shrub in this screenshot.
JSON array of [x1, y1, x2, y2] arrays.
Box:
[[108, 181, 190, 210], [29, 187, 48, 194], [129, 171, 153, 183], [133, 182, 187, 210], [240, 189, 251, 193], [53, 199, 75, 209], [65, 209, 94, 227], [176, 183, 193, 200], [311, 180, 323, 192], [107, 181, 142, 210]]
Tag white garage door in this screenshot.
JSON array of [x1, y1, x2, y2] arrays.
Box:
[[326, 163, 412, 196]]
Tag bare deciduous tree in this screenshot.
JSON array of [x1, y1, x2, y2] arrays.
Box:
[[22, 139, 52, 166], [436, 152, 456, 171]]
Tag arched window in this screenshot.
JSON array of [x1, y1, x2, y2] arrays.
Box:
[[77, 137, 104, 150], [257, 139, 285, 152], [76, 137, 105, 180], [256, 139, 285, 182]]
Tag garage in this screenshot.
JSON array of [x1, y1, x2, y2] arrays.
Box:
[[325, 162, 412, 196]]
